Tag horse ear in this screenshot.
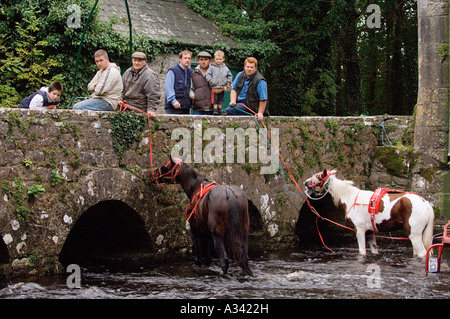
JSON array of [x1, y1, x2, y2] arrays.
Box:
[[170, 155, 183, 165], [321, 169, 329, 179], [330, 169, 337, 175]]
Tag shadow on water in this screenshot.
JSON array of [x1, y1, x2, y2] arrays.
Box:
[[0, 241, 449, 299]]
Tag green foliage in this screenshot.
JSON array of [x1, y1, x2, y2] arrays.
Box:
[[50, 169, 66, 187], [186, 0, 279, 69], [438, 43, 449, 63], [109, 112, 147, 160], [1, 177, 32, 221], [27, 184, 46, 198], [188, 0, 418, 116], [0, 0, 418, 116], [0, 0, 129, 108], [23, 159, 33, 168], [0, 2, 62, 107]]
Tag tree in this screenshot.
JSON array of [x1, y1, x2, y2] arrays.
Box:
[[188, 0, 418, 117], [0, 2, 61, 107]]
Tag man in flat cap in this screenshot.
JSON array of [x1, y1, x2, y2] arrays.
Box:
[[121, 51, 161, 119], [189, 51, 214, 115]]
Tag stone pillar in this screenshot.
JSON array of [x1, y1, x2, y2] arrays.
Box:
[[414, 0, 449, 223]]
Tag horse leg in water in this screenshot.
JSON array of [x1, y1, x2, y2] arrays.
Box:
[[409, 230, 426, 257], [212, 235, 229, 275], [356, 227, 367, 256], [201, 233, 213, 267], [368, 233, 379, 254], [190, 231, 203, 267]]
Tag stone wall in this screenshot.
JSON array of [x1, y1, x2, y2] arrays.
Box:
[[0, 108, 444, 277], [414, 0, 449, 221]]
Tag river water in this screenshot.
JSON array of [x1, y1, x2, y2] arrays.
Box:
[[0, 242, 448, 300]]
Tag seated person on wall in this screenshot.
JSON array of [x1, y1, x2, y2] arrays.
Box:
[[121, 51, 161, 120], [19, 81, 63, 110], [224, 57, 269, 122], [72, 49, 123, 111]]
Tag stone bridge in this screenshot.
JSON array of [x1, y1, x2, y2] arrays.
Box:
[[0, 109, 445, 278]]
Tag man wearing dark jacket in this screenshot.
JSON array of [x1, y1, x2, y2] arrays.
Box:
[[189, 51, 214, 115], [164, 50, 193, 114], [224, 57, 268, 121]]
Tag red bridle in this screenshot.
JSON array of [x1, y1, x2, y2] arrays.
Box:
[[153, 158, 183, 185], [306, 170, 336, 189]]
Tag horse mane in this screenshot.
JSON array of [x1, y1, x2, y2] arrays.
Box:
[[181, 164, 209, 199], [328, 176, 360, 206]]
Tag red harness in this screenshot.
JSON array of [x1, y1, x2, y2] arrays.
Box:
[[185, 182, 219, 222], [345, 188, 410, 233], [368, 188, 389, 232]]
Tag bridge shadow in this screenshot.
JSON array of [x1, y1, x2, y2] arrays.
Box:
[[0, 239, 9, 265], [248, 199, 267, 255], [59, 200, 152, 271], [295, 194, 354, 248]]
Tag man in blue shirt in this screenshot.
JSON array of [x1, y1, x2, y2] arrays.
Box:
[[164, 50, 193, 114], [224, 57, 268, 121]]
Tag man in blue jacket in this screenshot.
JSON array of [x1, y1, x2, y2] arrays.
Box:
[[164, 50, 193, 114]]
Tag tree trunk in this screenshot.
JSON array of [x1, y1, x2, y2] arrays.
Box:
[[340, 0, 364, 115]]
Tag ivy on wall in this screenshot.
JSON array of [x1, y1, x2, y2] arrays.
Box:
[[109, 112, 147, 160]]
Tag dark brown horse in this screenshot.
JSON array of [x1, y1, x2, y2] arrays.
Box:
[[154, 157, 253, 276]]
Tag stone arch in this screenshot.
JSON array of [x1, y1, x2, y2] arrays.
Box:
[[59, 200, 153, 269], [247, 199, 266, 254], [56, 168, 156, 268], [295, 194, 351, 247]]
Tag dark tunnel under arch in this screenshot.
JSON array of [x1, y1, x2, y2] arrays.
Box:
[[0, 237, 9, 265], [295, 193, 354, 247], [59, 200, 152, 270]]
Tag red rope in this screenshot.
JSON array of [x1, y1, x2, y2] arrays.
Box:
[[122, 100, 408, 250], [235, 103, 409, 248], [185, 182, 218, 222]]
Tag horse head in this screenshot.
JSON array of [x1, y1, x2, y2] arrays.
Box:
[[153, 155, 184, 184], [304, 169, 337, 196]]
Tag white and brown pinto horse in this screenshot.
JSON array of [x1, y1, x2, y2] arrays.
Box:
[[304, 169, 434, 257]]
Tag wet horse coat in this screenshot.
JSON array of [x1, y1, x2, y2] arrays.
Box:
[[155, 157, 253, 276], [304, 169, 434, 257]]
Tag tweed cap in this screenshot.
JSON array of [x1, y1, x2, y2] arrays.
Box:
[[131, 51, 147, 60], [197, 51, 212, 58]]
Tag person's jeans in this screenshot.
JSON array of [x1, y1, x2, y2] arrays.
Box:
[[164, 108, 191, 115], [72, 98, 114, 111], [223, 103, 254, 116], [192, 110, 214, 115]]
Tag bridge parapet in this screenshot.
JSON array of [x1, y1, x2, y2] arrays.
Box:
[[0, 109, 436, 278]]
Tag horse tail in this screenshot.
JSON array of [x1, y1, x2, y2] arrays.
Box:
[[422, 201, 434, 250], [225, 186, 254, 277]]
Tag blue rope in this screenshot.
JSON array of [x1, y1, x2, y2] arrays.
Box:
[[379, 121, 393, 146]]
